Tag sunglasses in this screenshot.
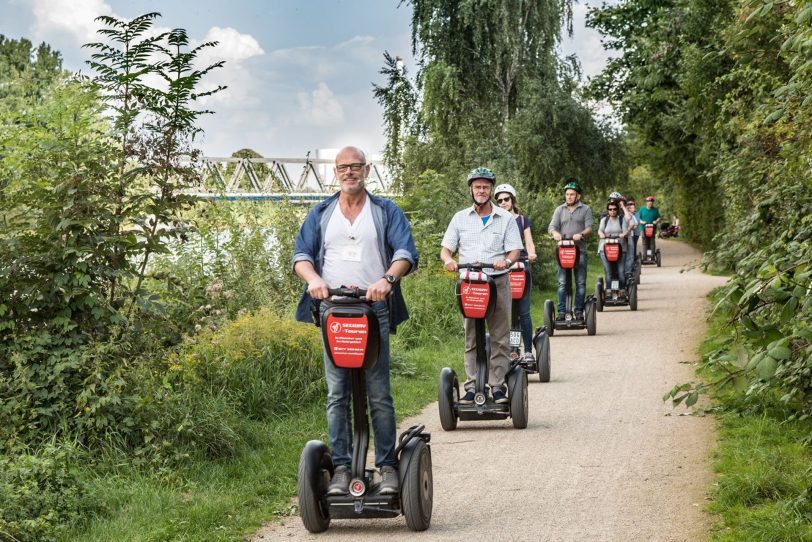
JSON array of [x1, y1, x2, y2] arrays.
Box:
[[608, 208, 618, 212], [496, 197, 512, 203]]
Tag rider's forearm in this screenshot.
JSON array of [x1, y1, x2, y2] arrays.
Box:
[[385, 259, 411, 280], [440, 247, 455, 266], [294, 260, 321, 284]]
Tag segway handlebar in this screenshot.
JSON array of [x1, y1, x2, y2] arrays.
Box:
[[458, 262, 497, 270], [327, 287, 368, 299]]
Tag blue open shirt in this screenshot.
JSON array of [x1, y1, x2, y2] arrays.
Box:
[[291, 190, 419, 331]]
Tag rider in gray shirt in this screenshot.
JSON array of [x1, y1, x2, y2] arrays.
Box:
[[547, 179, 593, 320]]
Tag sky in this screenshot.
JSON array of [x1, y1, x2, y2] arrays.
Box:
[[0, 0, 614, 159]]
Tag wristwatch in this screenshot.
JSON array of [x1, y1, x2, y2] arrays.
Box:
[[383, 274, 398, 285]]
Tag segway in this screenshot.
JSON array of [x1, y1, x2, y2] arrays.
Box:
[[508, 261, 550, 382], [640, 223, 662, 267], [543, 239, 597, 336], [298, 287, 433, 533], [438, 263, 529, 431], [595, 236, 638, 312]]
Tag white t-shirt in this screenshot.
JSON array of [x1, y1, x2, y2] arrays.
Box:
[[321, 197, 386, 289]]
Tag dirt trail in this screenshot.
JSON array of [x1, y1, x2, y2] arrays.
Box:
[[254, 240, 728, 541]]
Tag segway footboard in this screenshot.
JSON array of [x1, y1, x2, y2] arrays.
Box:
[[326, 493, 401, 519]]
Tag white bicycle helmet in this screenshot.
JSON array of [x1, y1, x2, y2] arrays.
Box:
[[494, 183, 516, 199]]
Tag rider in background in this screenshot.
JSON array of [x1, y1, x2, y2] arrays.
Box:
[[597, 200, 629, 289], [441, 167, 523, 405], [495, 183, 538, 364], [548, 179, 593, 322], [623, 198, 640, 277], [639, 196, 661, 256]]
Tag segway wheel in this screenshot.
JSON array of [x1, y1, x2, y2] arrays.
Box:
[[585, 300, 597, 336], [298, 440, 332, 533], [401, 439, 433, 531], [656, 250, 662, 267], [629, 283, 638, 311], [595, 279, 604, 312], [508, 368, 529, 429], [438, 368, 458, 431], [535, 331, 551, 383], [544, 299, 555, 337]]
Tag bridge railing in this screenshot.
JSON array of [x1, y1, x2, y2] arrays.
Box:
[[182, 157, 394, 201]]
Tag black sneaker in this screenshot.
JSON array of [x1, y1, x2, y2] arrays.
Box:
[[555, 313, 566, 322], [459, 390, 475, 405], [327, 465, 350, 496], [492, 388, 509, 404], [574, 311, 585, 322], [378, 465, 399, 495]]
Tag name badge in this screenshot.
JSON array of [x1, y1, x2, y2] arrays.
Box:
[[342, 245, 362, 262]]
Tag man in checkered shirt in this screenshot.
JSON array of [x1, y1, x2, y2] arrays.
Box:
[[440, 167, 523, 405]]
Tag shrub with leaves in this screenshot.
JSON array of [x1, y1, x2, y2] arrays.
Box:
[[0, 12, 223, 449], [0, 442, 96, 542], [170, 308, 323, 417]]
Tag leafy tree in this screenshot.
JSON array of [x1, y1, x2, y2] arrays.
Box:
[[373, 51, 417, 182], [0, 35, 64, 111], [0, 12, 224, 448], [377, 0, 626, 200]]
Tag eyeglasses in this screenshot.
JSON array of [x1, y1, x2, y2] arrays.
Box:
[[608, 208, 618, 212], [496, 197, 512, 203], [336, 163, 366, 173]]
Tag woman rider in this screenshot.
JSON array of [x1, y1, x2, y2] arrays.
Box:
[[495, 183, 537, 362]]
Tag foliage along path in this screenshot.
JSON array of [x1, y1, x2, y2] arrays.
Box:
[[254, 240, 727, 541]]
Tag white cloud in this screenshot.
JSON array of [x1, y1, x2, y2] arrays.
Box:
[[30, 0, 113, 44], [560, 0, 618, 80], [192, 27, 265, 108], [200, 26, 264, 62], [297, 82, 345, 126]]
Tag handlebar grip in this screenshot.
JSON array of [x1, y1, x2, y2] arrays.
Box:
[[327, 287, 367, 298], [458, 262, 496, 269]]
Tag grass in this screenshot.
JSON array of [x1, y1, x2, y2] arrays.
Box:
[[695, 290, 812, 542], [61, 338, 462, 542], [709, 413, 812, 541]]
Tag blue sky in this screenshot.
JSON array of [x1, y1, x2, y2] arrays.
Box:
[[0, 0, 612, 158]]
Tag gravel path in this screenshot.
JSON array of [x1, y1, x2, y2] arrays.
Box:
[[254, 239, 727, 541]]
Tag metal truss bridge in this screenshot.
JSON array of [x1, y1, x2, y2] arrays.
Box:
[[185, 155, 394, 203]]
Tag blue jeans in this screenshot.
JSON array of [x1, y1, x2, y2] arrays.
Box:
[[625, 236, 638, 276], [599, 251, 625, 289], [517, 268, 533, 352], [321, 300, 396, 468], [557, 251, 587, 315]]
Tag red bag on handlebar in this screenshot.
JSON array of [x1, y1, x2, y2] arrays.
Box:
[[509, 263, 527, 300], [456, 270, 496, 319], [604, 241, 621, 262], [644, 224, 655, 238], [322, 302, 380, 369], [558, 245, 577, 269]]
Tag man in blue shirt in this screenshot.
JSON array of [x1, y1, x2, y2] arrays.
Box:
[[292, 146, 418, 497]]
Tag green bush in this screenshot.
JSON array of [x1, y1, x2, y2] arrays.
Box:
[[0, 442, 96, 542], [149, 199, 306, 339], [170, 308, 324, 421]]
